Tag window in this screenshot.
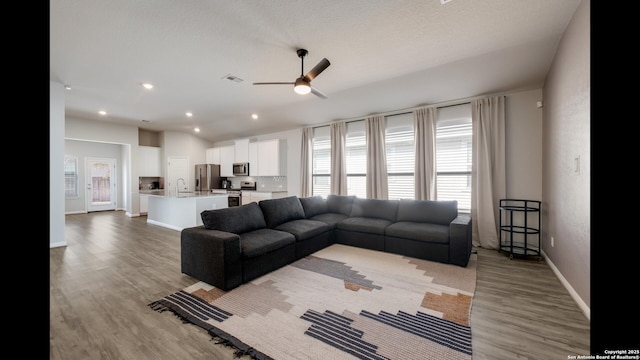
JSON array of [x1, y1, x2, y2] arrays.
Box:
[[311, 126, 330, 197], [64, 156, 78, 198], [436, 104, 472, 212], [345, 121, 366, 198], [386, 113, 414, 200]]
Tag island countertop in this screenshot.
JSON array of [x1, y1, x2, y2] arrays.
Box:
[[146, 190, 229, 198]]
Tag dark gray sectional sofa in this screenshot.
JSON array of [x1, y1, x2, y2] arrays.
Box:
[[181, 194, 472, 291]]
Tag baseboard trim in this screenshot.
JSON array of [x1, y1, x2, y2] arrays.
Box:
[[541, 249, 590, 321], [146, 219, 183, 232], [50, 241, 67, 248]]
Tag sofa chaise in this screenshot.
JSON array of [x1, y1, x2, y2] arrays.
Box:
[[181, 194, 472, 290]]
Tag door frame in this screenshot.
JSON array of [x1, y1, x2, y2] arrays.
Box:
[[85, 157, 117, 212]]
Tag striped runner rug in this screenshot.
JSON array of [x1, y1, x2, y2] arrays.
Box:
[[149, 244, 477, 360]]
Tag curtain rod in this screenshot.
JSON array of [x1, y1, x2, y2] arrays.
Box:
[[310, 90, 511, 129]]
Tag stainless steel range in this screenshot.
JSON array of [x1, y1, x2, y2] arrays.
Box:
[[227, 180, 256, 207]]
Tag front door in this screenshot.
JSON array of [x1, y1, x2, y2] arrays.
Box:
[[86, 158, 117, 212]]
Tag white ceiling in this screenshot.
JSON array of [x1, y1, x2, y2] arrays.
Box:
[[50, 0, 582, 143]]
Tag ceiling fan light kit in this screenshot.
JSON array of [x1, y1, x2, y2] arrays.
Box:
[[294, 78, 311, 95], [254, 48, 330, 99]]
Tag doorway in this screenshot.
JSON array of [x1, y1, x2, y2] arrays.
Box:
[[167, 156, 190, 195], [86, 157, 117, 212]]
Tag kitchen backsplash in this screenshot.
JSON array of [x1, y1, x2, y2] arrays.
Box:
[[230, 176, 286, 191], [139, 177, 164, 190]]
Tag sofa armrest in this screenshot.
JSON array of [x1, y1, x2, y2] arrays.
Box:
[[180, 226, 242, 290], [449, 215, 472, 267]]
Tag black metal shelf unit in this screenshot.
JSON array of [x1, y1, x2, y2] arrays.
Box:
[[499, 199, 541, 260]]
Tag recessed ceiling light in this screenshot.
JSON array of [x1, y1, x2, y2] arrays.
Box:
[[142, 83, 154, 90], [194, 127, 200, 132], [186, 112, 193, 117], [98, 110, 107, 116], [64, 85, 71, 90], [251, 114, 258, 120]]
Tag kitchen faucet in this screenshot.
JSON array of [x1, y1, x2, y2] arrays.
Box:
[[176, 178, 185, 194]]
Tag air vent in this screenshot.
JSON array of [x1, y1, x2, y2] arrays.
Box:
[[222, 74, 244, 83]]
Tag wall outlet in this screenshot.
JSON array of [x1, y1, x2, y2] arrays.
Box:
[[551, 236, 555, 247]]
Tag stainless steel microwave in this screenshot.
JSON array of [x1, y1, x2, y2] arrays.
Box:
[[232, 162, 249, 176]]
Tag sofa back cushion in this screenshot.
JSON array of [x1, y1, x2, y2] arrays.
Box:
[[326, 194, 356, 216], [201, 202, 266, 233], [259, 196, 306, 228], [299, 196, 328, 218], [349, 198, 399, 222], [396, 199, 458, 225]]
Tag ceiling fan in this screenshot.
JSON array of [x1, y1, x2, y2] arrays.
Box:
[[253, 49, 330, 99]]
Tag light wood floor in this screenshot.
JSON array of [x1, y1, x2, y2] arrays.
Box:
[[50, 210, 590, 359]]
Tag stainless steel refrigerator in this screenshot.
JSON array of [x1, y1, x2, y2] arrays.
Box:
[[194, 164, 221, 191]]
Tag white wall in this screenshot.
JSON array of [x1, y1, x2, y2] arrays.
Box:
[[542, 0, 590, 313], [162, 130, 213, 190], [50, 81, 66, 248], [505, 89, 543, 201]]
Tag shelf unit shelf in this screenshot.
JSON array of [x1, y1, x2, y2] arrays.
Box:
[[499, 199, 541, 260]]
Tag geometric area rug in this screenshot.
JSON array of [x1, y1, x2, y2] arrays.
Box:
[[149, 244, 478, 360]]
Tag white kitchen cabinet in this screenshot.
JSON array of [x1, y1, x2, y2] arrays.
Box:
[[249, 142, 258, 175], [235, 139, 250, 163], [139, 146, 162, 176], [140, 194, 149, 214], [205, 147, 220, 164], [256, 139, 287, 176], [219, 145, 235, 177]]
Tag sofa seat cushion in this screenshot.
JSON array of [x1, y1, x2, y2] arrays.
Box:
[[385, 222, 450, 244], [201, 202, 266, 234], [274, 219, 331, 242], [336, 217, 392, 235], [309, 213, 349, 228], [259, 196, 306, 228], [240, 228, 295, 259]]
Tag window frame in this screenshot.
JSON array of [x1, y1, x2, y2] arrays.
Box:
[[64, 155, 79, 199]]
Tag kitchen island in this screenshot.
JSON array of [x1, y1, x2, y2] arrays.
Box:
[[146, 191, 228, 231]]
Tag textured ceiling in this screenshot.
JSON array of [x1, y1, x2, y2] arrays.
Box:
[[50, 0, 582, 142]]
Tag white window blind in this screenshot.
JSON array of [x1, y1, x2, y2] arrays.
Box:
[[386, 113, 414, 200], [346, 121, 366, 198], [436, 104, 472, 212], [312, 126, 331, 198]]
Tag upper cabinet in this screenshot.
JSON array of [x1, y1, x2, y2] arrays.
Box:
[[235, 139, 250, 163], [139, 146, 162, 176], [205, 147, 220, 165], [254, 139, 287, 176], [219, 145, 235, 177], [207, 139, 286, 177]]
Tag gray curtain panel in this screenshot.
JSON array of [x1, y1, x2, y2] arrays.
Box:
[[471, 96, 506, 249], [365, 115, 388, 199], [413, 107, 437, 200], [330, 122, 348, 195]]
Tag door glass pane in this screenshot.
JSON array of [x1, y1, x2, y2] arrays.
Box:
[[91, 162, 111, 205]]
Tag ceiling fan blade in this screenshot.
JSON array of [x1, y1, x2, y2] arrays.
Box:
[[310, 86, 328, 99], [304, 58, 330, 82], [253, 82, 295, 85]]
